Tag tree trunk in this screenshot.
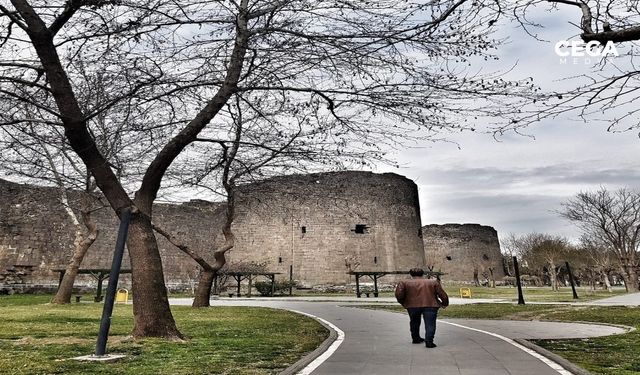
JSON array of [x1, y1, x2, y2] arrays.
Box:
[[473, 268, 479, 287], [51, 218, 98, 303], [191, 149, 238, 307], [127, 215, 183, 339], [624, 267, 640, 292], [488, 268, 495, 288], [192, 270, 215, 308], [602, 271, 612, 292], [548, 262, 558, 291], [52, 207, 99, 304]]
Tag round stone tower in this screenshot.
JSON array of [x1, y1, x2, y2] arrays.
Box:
[[422, 223, 505, 284], [229, 171, 426, 286]]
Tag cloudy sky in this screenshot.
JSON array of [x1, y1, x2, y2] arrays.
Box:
[[378, 5, 640, 242]]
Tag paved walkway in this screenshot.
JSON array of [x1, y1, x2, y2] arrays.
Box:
[[586, 291, 640, 306], [170, 298, 628, 375]]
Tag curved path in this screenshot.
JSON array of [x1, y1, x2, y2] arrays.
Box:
[[587, 291, 640, 306], [170, 298, 626, 375]]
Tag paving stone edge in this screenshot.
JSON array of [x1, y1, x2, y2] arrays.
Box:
[[278, 313, 338, 375]]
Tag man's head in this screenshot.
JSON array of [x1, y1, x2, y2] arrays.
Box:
[[409, 268, 424, 277]]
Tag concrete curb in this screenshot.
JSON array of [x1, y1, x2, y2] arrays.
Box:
[[545, 320, 636, 334], [279, 312, 338, 375], [512, 321, 634, 375], [514, 339, 592, 375]]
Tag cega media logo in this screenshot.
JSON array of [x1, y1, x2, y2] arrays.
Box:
[[554, 40, 619, 64]]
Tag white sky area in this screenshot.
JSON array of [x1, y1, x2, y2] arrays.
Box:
[[376, 5, 640, 242]]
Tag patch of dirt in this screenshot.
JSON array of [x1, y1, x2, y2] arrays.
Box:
[[503, 306, 575, 321], [12, 335, 133, 345]]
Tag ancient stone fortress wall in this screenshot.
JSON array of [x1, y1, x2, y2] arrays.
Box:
[[0, 178, 227, 291], [422, 224, 505, 283], [0, 171, 425, 289]]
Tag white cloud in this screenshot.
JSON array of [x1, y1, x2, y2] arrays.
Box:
[[374, 6, 640, 242]]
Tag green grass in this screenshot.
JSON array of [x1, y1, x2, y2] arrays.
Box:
[[531, 306, 640, 375], [441, 285, 628, 302], [360, 303, 567, 320], [0, 295, 328, 375], [364, 303, 640, 374]]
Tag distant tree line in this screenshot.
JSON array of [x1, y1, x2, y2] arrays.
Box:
[[501, 187, 640, 293]]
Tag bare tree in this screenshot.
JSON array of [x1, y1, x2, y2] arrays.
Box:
[[501, 232, 522, 276], [513, 232, 571, 290], [508, 1, 640, 133], [534, 236, 571, 291], [579, 235, 616, 291], [157, 95, 401, 307], [1, 0, 538, 337], [561, 188, 640, 292], [0, 77, 126, 303]]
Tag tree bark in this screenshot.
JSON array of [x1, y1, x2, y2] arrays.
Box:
[[127, 214, 183, 339], [623, 266, 640, 292], [191, 216, 234, 308], [51, 210, 98, 304], [602, 271, 612, 292], [193, 270, 215, 307], [488, 268, 495, 288], [549, 262, 558, 291]]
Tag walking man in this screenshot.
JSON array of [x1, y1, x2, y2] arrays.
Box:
[[395, 268, 449, 348]]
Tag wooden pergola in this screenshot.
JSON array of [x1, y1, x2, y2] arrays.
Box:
[[214, 271, 281, 297], [53, 268, 132, 302], [348, 270, 445, 298]]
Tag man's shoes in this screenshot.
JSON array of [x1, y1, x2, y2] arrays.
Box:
[[412, 338, 425, 344], [425, 342, 437, 348]]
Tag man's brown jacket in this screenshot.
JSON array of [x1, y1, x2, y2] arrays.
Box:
[[395, 277, 449, 309]]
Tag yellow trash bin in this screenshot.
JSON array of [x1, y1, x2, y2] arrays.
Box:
[[116, 288, 129, 303], [459, 287, 472, 298]]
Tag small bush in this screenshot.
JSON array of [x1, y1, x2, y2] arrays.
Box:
[[255, 281, 297, 296]]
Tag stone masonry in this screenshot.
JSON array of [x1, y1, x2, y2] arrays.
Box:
[[422, 223, 505, 283], [230, 171, 426, 286], [1, 173, 504, 291], [0, 171, 425, 289]]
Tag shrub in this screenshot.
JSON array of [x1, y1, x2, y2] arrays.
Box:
[[255, 281, 297, 296]]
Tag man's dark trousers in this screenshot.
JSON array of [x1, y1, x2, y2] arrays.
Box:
[[407, 307, 438, 343]]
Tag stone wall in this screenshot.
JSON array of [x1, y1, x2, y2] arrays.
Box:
[[231, 171, 426, 286], [0, 171, 425, 289], [0, 178, 224, 291], [422, 224, 505, 283]]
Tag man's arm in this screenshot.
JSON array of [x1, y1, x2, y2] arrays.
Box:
[[435, 282, 449, 308], [395, 281, 406, 305]]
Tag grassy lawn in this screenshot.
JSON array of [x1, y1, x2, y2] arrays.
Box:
[[364, 303, 640, 374], [531, 306, 640, 375], [440, 284, 629, 302], [0, 295, 328, 375]]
